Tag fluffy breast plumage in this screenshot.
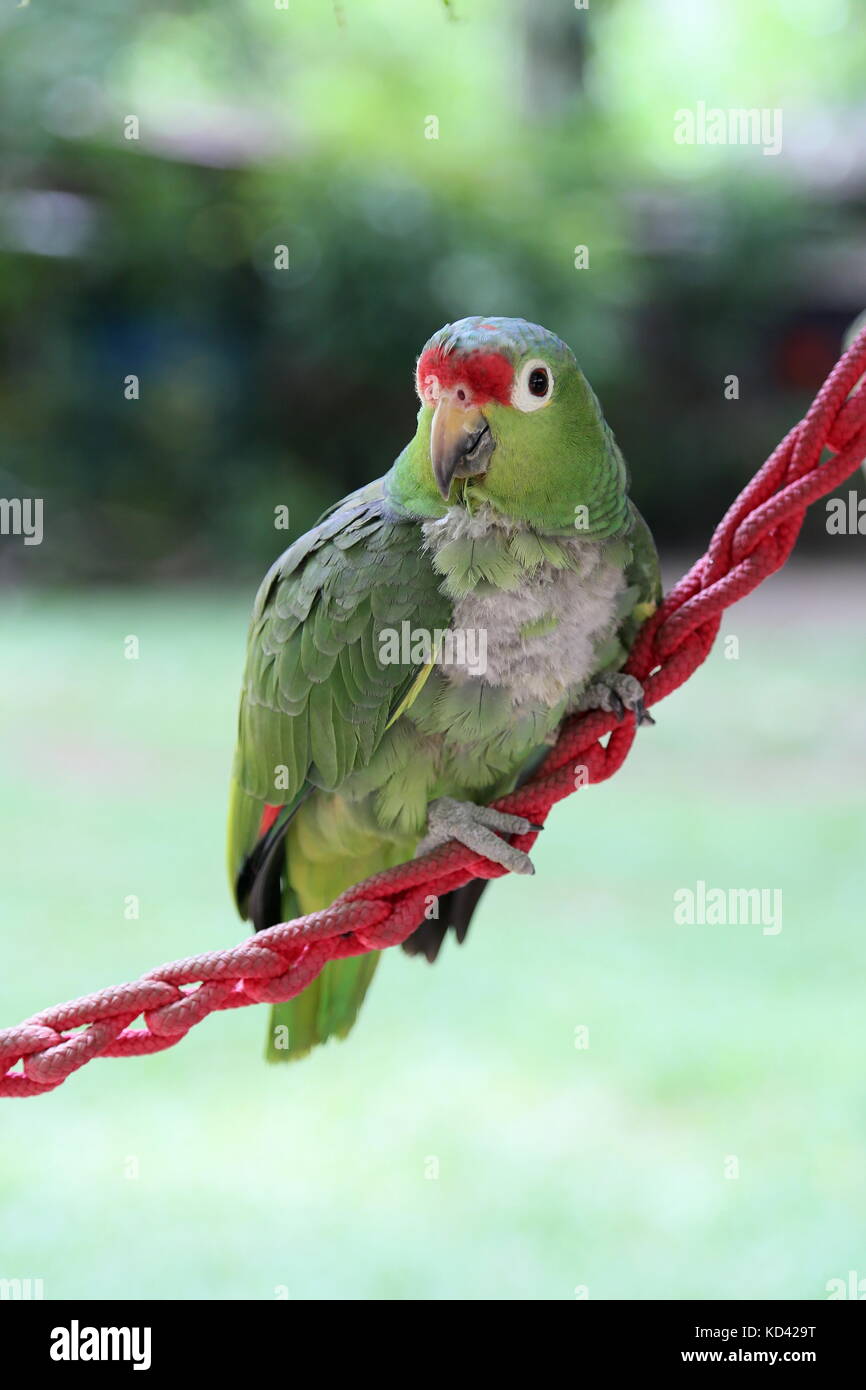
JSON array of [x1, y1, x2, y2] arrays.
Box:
[[421, 507, 626, 709]]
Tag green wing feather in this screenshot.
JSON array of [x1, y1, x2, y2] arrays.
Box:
[[228, 477, 452, 1061], [615, 501, 664, 653]]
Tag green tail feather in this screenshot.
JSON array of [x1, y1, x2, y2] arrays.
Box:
[[261, 813, 414, 1063], [266, 953, 381, 1062]]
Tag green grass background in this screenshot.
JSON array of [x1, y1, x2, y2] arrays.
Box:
[[0, 564, 863, 1300]]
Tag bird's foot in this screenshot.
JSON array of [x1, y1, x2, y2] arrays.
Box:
[[414, 797, 538, 875], [577, 672, 655, 727]]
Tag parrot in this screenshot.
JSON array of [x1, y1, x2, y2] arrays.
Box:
[[227, 316, 662, 1062]]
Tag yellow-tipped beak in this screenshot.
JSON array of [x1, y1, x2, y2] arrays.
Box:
[[430, 393, 494, 500]]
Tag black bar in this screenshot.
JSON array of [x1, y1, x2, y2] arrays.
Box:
[[5, 1297, 863, 1374]]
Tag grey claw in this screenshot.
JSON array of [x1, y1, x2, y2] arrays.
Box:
[[633, 695, 656, 727], [473, 805, 532, 836], [637, 702, 656, 727], [577, 673, 654, 728], [415, 797, 536, 875]]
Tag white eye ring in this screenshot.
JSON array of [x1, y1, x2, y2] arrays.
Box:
[[511, 358, 554, 412]]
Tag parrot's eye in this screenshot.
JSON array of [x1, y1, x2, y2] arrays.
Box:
[[511, 358, 554, 412]]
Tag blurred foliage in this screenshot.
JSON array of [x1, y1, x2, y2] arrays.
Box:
[[1, 0, 866, 582]]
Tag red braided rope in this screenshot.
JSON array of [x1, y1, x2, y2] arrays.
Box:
[[4, 332, 866, 1098]]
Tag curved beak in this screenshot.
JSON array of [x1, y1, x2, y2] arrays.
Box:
[[430, 393, 495, 500]]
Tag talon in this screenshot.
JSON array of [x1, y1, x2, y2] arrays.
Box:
[[415, 796, 537, 875], [634, 697, 655, 727], [577, 673, 653, 728]]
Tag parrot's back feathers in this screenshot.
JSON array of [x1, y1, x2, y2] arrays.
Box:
[[228, 476, 451, 896], [228, 477, 453, 1061]]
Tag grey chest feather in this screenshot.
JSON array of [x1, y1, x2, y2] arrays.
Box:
[[421, 511, 626, 709]]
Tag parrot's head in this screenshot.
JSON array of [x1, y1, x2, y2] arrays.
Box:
[[387, 316, 629, 536]]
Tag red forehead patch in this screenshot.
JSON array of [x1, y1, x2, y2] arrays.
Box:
[[416, 347, 513, 406]]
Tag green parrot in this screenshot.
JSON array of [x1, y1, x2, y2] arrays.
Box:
[[228, 316, 661, 1061]]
